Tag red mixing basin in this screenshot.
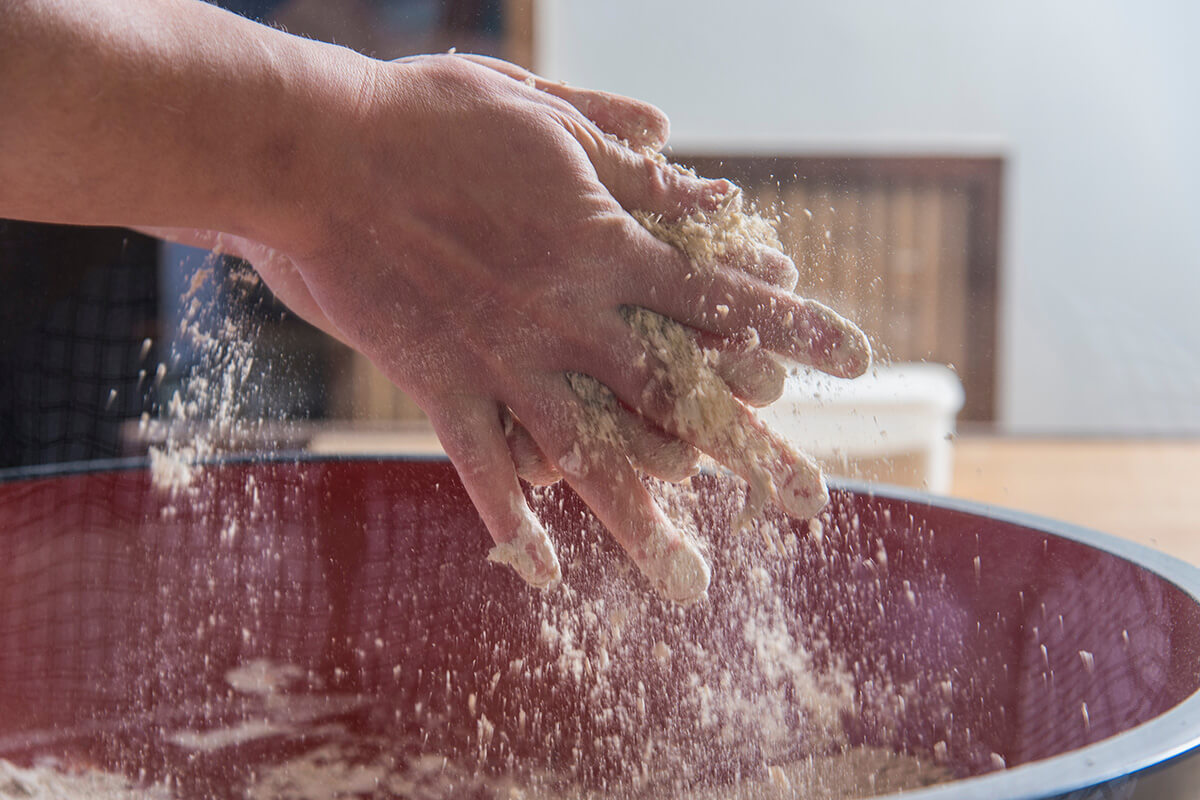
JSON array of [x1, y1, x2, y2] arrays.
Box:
[[0, 456, 1198, 798]]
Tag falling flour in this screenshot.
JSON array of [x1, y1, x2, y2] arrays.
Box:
[[146, 259, 270, 496]]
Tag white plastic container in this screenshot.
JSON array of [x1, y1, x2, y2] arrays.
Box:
[[757, 363, 965, 493]]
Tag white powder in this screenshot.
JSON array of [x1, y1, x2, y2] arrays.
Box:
[[0, 759, 173, 800], [632, 183, 794, 291], [147, 257, 266, 495], [487, 496, 563, 590]]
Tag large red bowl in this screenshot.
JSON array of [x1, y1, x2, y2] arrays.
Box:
[[0, 456, 1198, 798]]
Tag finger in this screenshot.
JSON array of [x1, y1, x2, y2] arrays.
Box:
[[454, 53, 670, 150], [565, 373, 700, 483], [428, 397, 561, 590], [725, 243, 800, 293], [584, 309, 829, 521], [510, 377, 711, 604], [693, 330, 788, 407], [501, 407, 562, 486], [619, 409, 702, 483], [623, 238, 872, 379], [579, 134, 735, 223], [632, 192, 800, 292]]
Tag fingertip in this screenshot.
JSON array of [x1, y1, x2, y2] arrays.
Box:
[[819, 314, 873, 379], [728, 353, 787, 407], [636, 104, 671, 150], [637, 515, 711, 604], [659, 542, 711, 604], [639, 437, 703, 483], [770, 451, 830, 520], [837, 324, 874, 379], [754, 246, 800, 292], [487, 498, 562, 590], [784, 300, 873, 379]]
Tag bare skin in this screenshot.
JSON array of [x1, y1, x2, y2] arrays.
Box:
[[0, 0, 869, 602]]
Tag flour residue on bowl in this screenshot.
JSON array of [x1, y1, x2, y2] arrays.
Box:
[[0, 758, 173, 799]]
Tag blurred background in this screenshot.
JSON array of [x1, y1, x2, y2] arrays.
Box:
[[1, 0, 1196, 556]]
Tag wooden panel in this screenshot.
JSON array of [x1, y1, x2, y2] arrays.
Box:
[[680, 156, 1003, 422], [504, 0, 535, 69]]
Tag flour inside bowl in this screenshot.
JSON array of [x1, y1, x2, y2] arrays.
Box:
[[0, 758, 173, 799]]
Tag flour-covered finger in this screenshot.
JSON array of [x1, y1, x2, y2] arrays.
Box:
[[632, 192, 799, 292], [612, 308, 828, 521], [502, 408, 561, 486], [512, 378, 711, 603], [583, 137, 734, 224], [566, 373, 701, 483], [645, 265, 872, 379], [428, 397, 561, 589], [619, 410, 702, 483]]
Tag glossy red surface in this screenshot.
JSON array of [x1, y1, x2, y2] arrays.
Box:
[[0, 458, 1198, 798]]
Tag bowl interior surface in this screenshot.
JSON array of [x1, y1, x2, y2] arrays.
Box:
[[0, 458, 1197, 799]]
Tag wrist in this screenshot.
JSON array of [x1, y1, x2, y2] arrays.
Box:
[[209, 27, 382, 254]]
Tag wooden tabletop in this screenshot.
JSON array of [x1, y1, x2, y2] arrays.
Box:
[[951, 436, 1200, 566]]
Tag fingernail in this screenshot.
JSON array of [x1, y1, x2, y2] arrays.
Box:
[[488, 503, 562, 590]]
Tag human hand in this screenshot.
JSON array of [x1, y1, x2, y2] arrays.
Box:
[[155, 54, 869, 603]]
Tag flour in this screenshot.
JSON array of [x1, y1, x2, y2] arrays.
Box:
[[0, 759, 172, 799], [487, 496, 563, 590], [632, 183, 795, 291], [623, 306, 827, 528], [147, 256, 267, 495]]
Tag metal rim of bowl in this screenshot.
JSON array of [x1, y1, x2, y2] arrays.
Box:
[[1, 454, 1198, 800]]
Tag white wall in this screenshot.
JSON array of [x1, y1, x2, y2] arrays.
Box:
[[537, 1, 1200, 433]]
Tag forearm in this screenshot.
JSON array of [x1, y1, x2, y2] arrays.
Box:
[[0, 0, 370, 244]]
